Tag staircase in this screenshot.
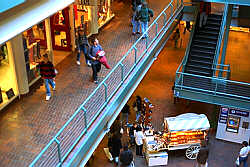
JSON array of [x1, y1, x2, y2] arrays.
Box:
[[185, 14, 222, 77]]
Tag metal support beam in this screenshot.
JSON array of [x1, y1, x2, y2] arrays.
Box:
[[219, 4, 232, 77]]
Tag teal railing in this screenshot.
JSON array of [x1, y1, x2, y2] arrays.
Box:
[[212, 4, 229, 76], [175, 3, 250, 104], [30, 0, 184, 166]]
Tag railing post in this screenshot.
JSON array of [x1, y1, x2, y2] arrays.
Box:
[[214, 79, 218, 95], [82, 107, 88, 130], [55, 138, 62, 167], [120, 63, 124, 82], [146, 37, 148, 49], [170, 4, 173, 17], [155, 22, 158, 37], [163, 12, 167, 25], [181, 73, 184, 90], [103, 83, 108, 102], [134, 46, 137, 64]]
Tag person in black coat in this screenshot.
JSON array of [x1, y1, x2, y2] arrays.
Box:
[[119, 145, 134, 167], [108, 132, 122, 165]]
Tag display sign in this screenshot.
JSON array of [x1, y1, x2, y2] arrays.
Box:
[[0, 0, 26, 13], [219, 107, 229, 124], [226, 115, 241, 133], [229, 109, 249, 118]]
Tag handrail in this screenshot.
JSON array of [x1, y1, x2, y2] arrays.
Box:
[[175, 71, 250, 100], [30, 0, 184, 166], [175, 5, 198, 82], [212, 4, 229, 76]]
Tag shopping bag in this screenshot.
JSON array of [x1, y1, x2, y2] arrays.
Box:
[[103, 147, 113, 161], [235, 157, 239, 166]]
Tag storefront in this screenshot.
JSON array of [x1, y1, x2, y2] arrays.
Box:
[[74, 0, 115, 36], [0, 42, 19, 110], [216, 106, 249, 143]]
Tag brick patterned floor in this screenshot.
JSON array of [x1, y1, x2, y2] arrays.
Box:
[[0, 0, 177, 166]]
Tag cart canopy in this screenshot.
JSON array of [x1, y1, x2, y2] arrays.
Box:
[[164, 113, 210, 132]]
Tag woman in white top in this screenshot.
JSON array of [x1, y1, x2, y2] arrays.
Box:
[[134, 126, 145, 156], [237, 141, 249, 167]]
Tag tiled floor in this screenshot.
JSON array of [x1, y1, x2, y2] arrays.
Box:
[[0, 1, 250, 167]]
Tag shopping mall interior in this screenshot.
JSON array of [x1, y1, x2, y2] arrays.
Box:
[[0, 0, 249, 167]]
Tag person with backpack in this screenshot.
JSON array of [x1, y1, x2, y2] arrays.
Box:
[[138, 1, 153, 39], [131, 0, 142, 35], [76, 27, 91, 66], [88, 38, 103, 84]]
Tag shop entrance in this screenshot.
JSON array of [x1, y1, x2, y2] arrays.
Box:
[[50, 8, 71, 51]]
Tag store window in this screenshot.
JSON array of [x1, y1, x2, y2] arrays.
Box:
[[23, 25, 46, 85], [0, 43, 17, 106], [98, 0, 114, 28], [74, 3, 90, 35]]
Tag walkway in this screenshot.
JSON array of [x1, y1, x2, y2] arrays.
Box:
[[0, 0, 176, 166], [89, 24, 250, 167]]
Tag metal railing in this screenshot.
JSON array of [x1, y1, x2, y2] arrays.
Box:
[[213, 63, 231, 79], [212, 4, 229, 76], [175, 71, 250, 101], [29, 0, 184, 166]]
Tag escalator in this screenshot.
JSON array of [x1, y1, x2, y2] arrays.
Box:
[[185, 14, 222, 77]]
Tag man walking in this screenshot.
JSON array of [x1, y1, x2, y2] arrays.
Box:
[[38, 54, 56, 101], [121, 104, 130, 125], [76, 28, 91, 66], [138, 1, 153, 39], [131, 0, 142, 35], [88, 38, 103, 84]]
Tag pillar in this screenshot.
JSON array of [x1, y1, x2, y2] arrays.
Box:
[[45, 18, 54, 64], [69, 4, 76, 51], [8, 34, 29, 95], [89, 0, 98, 35]]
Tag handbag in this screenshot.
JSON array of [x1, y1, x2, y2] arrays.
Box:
[[235, 157, 240, 166]]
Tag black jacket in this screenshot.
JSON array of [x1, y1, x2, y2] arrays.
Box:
[[120, 149, 133, 166]]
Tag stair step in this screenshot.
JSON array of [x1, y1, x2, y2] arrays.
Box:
[[193, 39, 217, 45], [189, 53, 214, 60], [192, 44, 216, 51], [195, 34, 218, 40], [198, 30, 219, 36], [191, 49, 215, 55], [206, 21, 221, 27], [193, 40, 216, 48], [207, 17, 222, 23], [208, 14, 223, 20], [185, 68, 212, 77], [186, 64, 212, 70], [189, 59, 213, 66], [204, 25, 220, 31]]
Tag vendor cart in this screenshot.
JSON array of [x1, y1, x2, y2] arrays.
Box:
[[144, 113, 210, 162]]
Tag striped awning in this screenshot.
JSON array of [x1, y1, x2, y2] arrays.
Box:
[[164, 113, 210, 132]]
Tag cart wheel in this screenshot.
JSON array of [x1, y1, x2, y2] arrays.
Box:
[[185, 145, 200, 160]]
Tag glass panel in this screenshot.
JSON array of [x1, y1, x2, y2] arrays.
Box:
[[0, 43, 17, 106], [54, 30, 67, 47]]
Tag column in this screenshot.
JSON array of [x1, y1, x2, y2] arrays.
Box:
[[89, 0, 98, 35], [69, 4, 76, 51], [45, 18, 54, 64], [8, 34, 29, 95], [107, 0, 111, 18]]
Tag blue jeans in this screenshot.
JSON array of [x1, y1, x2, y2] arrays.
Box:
[[237, 156, 248, 167], [44, 79, 55, 96], [141, 21, 149, 38], [132, 20, 141, 33], [77, 44, 89, 64], [136, 111, 141, 122]]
